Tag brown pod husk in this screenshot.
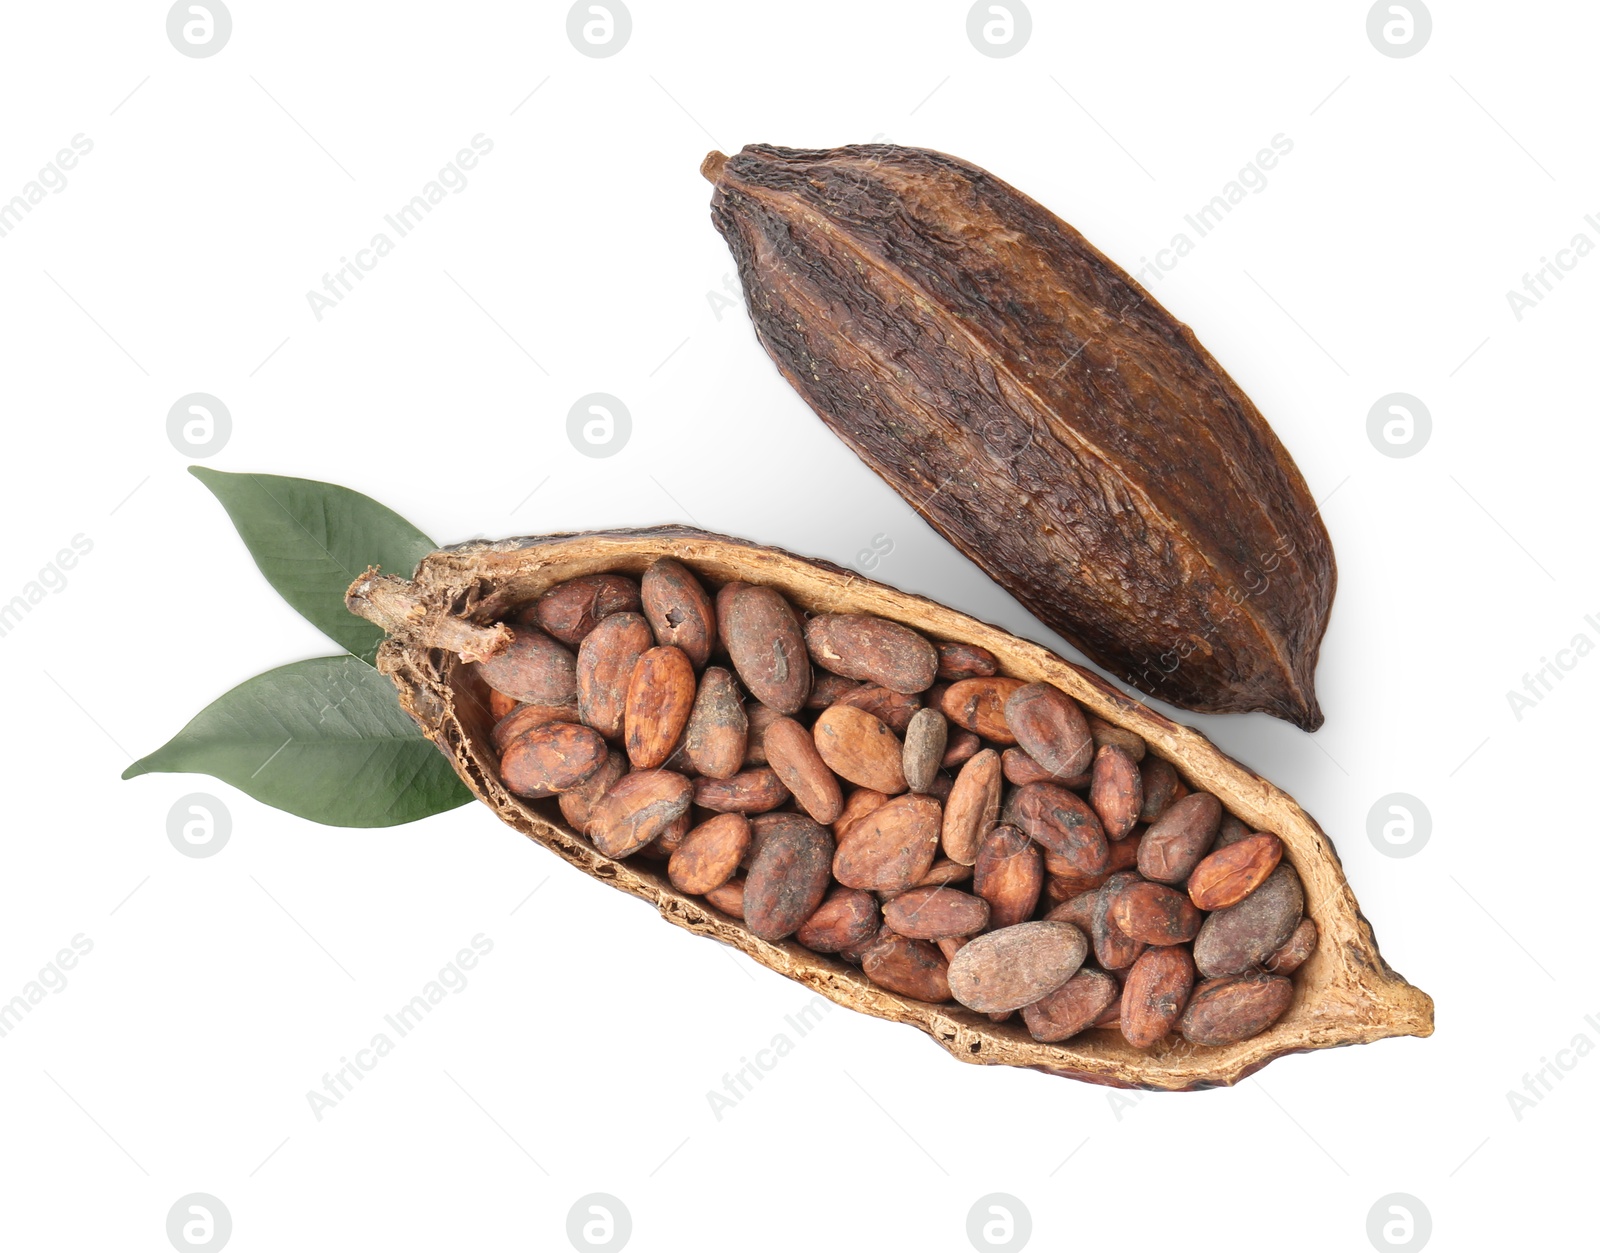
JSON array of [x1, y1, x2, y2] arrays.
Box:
[[703, 143, 1334, 729], [347, 527, 1426, 1091]]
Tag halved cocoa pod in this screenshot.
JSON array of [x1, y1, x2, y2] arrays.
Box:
[[936, 640, 998, 681], [350, 528, 1429, 1089], [1181, 974, 1294, 1046], [1138, 756, 1181, 824], [1121, 946, 1196, 1048], [1022, 967, 1118, 1043], [526, 573, 642, 648], [764, 716, 844, 824], [1264, 917, 1319, 976], [491, 701, 580, 752], [941, 749, 1001, 867], [1012, 783, 1109, 877], [1194, 864, 1304, 978], [477, 626, 577, 706], [624, 646, 696, 769], [812, 705, 906, 795], [833, 793, 941, 892], [1005, 682, 1094, 779], [723, 583, 811, 714], [833, 683, 920, 733], [948, 921, 1088, 1013], [804, 614, 938, 694], [861, 932, 950, 1002], [1138, 792, 1221, 885], [1088, 715, 1145, 762], [641, 558, 715, 668], [1089, 744, 1142, 840], [558, 750, 627, 837], [682, 666, 747, 780], [1111, 882, 1203, 946], [901, 708, 947, 794], [1187, 834, 1284, 911], [500, 722, 608, 797], [972, 825, 1042, 930], [589, 769, 693, 859], [797, 887, 880, 953], [577, 612, 654, 740], [668, 812, 751, 895], [743, 814, 834, 941], [941, 729, 982, 770], [882, 886, 989, 940], [940, 677, 1025, 743], [693, 767, 789, 814]]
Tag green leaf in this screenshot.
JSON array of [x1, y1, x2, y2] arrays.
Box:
[[190, 466, 435, 664], [123, 656, 473, 827]]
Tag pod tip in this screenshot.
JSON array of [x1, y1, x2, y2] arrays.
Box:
[[700, 150, 729, 183]]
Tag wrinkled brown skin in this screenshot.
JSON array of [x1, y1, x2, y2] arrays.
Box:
[[915, 858, 973, 888], [589, 769, 693, 859], [1139, 792, 1221, 885], [743, 814, 834, 941], [1121, 947, 1197, 1048], [1194, 863, 1304, 978], [833, 793, 941, 892], [723, 584, 812, 714], [693, 767, 790, 814], [1264, 917, 1318, 975], [1090, 743, 1143, 840], [947, 921, 1088, 1013], [804, 614, 938, 694], [796, 886, 880, 953], [705, 143, 1334, 729], [526, 573, 642, 648], [972, 825, 1042, 928], [491, 701, 580, 752], [641, 558, 716, 669], [743, 703, 782, 765], [682, 666, 748, 780], [558, 749, 627, 836], [1022, 967, 1119, 1044], [577, 612, 655, 741], [862, 932, 951, 1002], [476, 626, 577, 707], [624, 646, 696, 769], [1187, 834, 1284, 911], [764, 717, 844, 824], [807, 671, 861, 709], [668, 812, 751, 895], [812, 705, 907, 795], [882, 886, 990, 940], [941, 728, 982, 770], [499, 721, 608, 797], [936, 641, 998, 681], [1138, 756, 1182, 823], [1012, 783, 1110, 876], [1005, 682, 1094, 778], [942, 748, 1001, 865], [703, 877, 745, 919], [834, 787, 890, 839], [1111, 882, 1203, 946], [940, 678, 1025, 743], [1181, 974, 1294, 1046], [834, 683, 921, 733], [1092, 871, 1146, 971]]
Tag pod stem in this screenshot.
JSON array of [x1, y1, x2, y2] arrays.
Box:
[[345, 568, 512, 663], [700, 150, 729, 183]]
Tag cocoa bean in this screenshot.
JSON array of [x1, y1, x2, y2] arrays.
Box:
[[477, 626, 578, 707], [940, 677, 1026, 743], [1193, 863, 1304, 978], [1044, 870, 1107, 901], [723, 583, 812, 714], [624, 645, 696, 769], [1214, 814, 1253, 848], [641, 558, 716, 669], [488, 689, 518, 720], [712, 580, 748, 657], [812, 704, 906, 795], [882, 885, 990, 940], [804, 614, 938, 694], [765, 716, 845, 824], [743, 702, 783, 765], [834, 788, 890, 840], [693, 767, 790, 814], [941, 728, 982, 770], [703, 877, 745, 919], [1106, 830, 1143, 872], [1263, 917, 1318, 976], [806, 671, 863, 709], [1044, 891, 1099, 933], [577, 612, 654, 740], [861, 932, 951, 1002], [1012, 782, 1109, 877], [1022, 967, 1119, 1043], [558, 750, 627, 836], [743, 813, 834, 941], [832, 793, 941, 892], [1089, 743, 1142, 840], [589, 769, 693, 859], [941, 748, 1001, 865], [914, 858, 973, 888], [1004, 682, 1094, 779], [1091, 871, 1146, 971], [947, 920, 1088, 1012], [1180, 973, 1294, 1046], [1087, 715, 1146, 762], [491, 701, 581, 752], [639, 810, 692, 860], [796, 887, 880, 953], [1120, 946, 1196, 1048], [1187, 834, 1284, 911], [972, 824, 1042, 928], [500, 721, 608, 797], [682, 666, 748, 780], [935, 640, 999, 680], [901, 708, 947, 794], [1110, 881, 1203, 946], [1138, 756, 1181, 823], [833, 682, 921, 733], [668, 812, 751, 895], [527, 573, 642, 648], [1138, 792, 1221, 885]]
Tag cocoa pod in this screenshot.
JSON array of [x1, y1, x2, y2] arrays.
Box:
[[940, 677, 1025, 743], [764, 716, 844, 824], [1022, 967, 1119, 1043], [936, 641, 998, 681], [558, 749, 628, 837], [703, 877, 745, 919], [743, 813, 834, 941], [882, 886, 989, 940], [1091, 872, 1146, 971], [941, 728, 982, 770], [861, 932, 950, 1002], [624, 645, 696, 769], [804, 614, 938, 694], [723, 584, 812, 714], [1089, 744, 1142, 840], [743, 702, 783, 765], [1110, 881, 1203, 946], [1194, 864, 1304, 978], [1187, 834, 1284, 911], [833, 682, 921, 733], [834, 787, 890, 839], [1138, 757, 1181, 823], [1012, 783, 1109, 877], [589, 769, 693, 859], [526, 573, 641, 648], [947, 921, 1088, 1013], [901, 708, 947, 794], [1263, 917, 1319, 976], [668, 812, 751, 895], [1088, 715, 1145, 762], [640, 558, 715, 669], [942, 749, 1002, 865], [500, 721, 608, 797], [1180, 973, 1294, 1046], [704, 142, 1333, 729], [972, 825, 1042, 928], [1138, 792, 1221, 884], [1004, 682, 1094, 779], [577, 612, 655, 741], [477, 626, 577, 707], [833, 793, 941, 892], [812, 704, 906, 795], [682, 665, 748, 779], [693, 767, 790, 814], [491, 701, 580, 752], [796, 887, 880, 953], [1120, 947, 1196, 1048]]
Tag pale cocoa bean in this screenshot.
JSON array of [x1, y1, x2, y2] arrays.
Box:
[[1004, 682, 1094, 779], [743, 813, 834, 941], [693, 767, 790, 814], [577, 612, 654, 740], [1263, 917, 1318, 975], [901, 708, 948, 794], [1022, 967, 1119, 1043], [941, 748, 1001, 865], [1120, 946, 1196, 1048], [1180, 973, 1293, 1045], [589, 769, 693, 858], [882, 886, 990, 939], [527, 573, 642, 648], [1087, 714, 1146, 762], [1138, 792, 1221, 884], [765, 716, 845, 824], [832, 793, 941, 892], [796, 887, 880, 953], [1193, 863, 1304, 978], [972, 824, 1043, 928], [940, 677, 1026, 742], [491, 701, 580, 752], [682, 666, 747, 779], [1111, 881, 1203, 946], [624, 645, 696, 769], [861, 932, 951, 1002], [668, 812, 751, 895], [1089, 743, 1142, 840], [833, 683, 921, 733], [1187, 834, 1284, 911], [812, 704, 906, 794], [1138, 756, 1181, 823], [941, 728, 982, 770], [477, 626, 578, 707], [723, 584, 812, 714], [558, 750, 627, 836], [804, 614, 939, 694], [500, 721, 608, 796], [935, 640, 999, 680], [641, 558, 716, 669], [1012, 782, 1110, 876], [947, 920, 1088, 1012]]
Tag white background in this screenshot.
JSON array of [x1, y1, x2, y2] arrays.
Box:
[[1, 2, 1594, 1250]]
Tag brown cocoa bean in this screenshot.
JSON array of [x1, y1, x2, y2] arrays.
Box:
[[935, 640, 999, 680], [491, 701, 581, 752], [941, 749, 1001, 865], [972, 824, 1043, 928], [940, 677, 1026, 743], [1091, 871, 1146, 971], [1111, 881, 1203, 946], [589, 769, 693, 859], [882, 886, 990, 940], [682, 665, 748, 779], [1012, 782, 1109, 876], [861, 932, 951, 1002], [667, 812, 751, 895], [1106, 830, 1143, 872], [641, 557, 716, 668], [1001, 748, 1062, 787], [723, 583, 812, 715], [624, 645, 696, 769], [558, 749, 627, 836], [488, 689, 519, 720], [941, 728, 982, 770], [901, 708, 947, 794], [1089, 743, 1142, 840], [947, 920, 1088, 1012], [712, 580, 748, 657], [743, 813, 834, 941], [1193, 863, 1304, 978], [834, 788, 890, 839], [500, 721, 608, 797], [833, 793, 941, 892], [1214, 814, 1253, 848], [806, 671, 863, 709], [702, 877, 745, 919], [804, 614, 938, 694], [924, 771, 953, 802], [526, 573, 642, 648], [577, 612, 654, 740], [764, 716, 845, 824], [1087, 715, 1146, 762], [1120, 946, 1196, 1048], [1263, 917, 1318, 975], [915, 858, 973, 888], [1187, 834, 1284, 911], [796, 887, 880, 953], [743, 702, 783, 765], [1138, 792, 1221, 885], [833, 683, 921, 733], [1022, 967, 1119, 1043], [639, 810, 692, 860], [693, 767, 790, 814], [1093, 990, 1124, 1029], [1138, 756, 1181, 823], [1044, 870, 1108, 901], [812, 704, 906, 795], [1180, 973, 1294, 1045], [1044, 891, 1099, 932], [477, 626, 578, 707], [1004, 682, 1094, 779]]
